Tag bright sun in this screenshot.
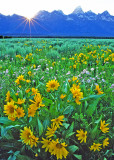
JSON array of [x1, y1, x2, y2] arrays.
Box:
[[25, 13, 35, 20], [26, 16, 33, 21]]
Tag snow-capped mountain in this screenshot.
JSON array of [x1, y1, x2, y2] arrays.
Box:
[[0, 6, 114, 37], [72, 6, 84, 14]]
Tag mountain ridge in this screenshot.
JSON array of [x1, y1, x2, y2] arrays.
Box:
[[0, 7, 114, 37]]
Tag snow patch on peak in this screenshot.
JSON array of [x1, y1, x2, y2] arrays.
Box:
[[72, 6, 84, 14]]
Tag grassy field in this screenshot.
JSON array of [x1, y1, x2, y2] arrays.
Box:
[[0, 38, 114, 160]]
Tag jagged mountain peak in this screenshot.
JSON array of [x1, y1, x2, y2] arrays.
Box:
[[36, 10, 50, 16], [86, 10, 95, 14], [51, 10, 64, 15], [97, 10, 114, 21], [100, 10, 111, 16], [11, 14, 24, 18], [85, 10, 97, 17], [72, 6, 84, 14], [87, 10, 93, 13], [34, 10, 50, 19]]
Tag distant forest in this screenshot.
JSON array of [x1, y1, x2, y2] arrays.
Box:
[[0, 35, 114, 39]]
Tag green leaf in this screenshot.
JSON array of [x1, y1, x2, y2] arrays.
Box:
[[17, 154, 32, 160], [8, 155, 16, 160], [86, 98, 99, 116], [10, 88, 17, 101], [62, 123, 70, 129], [62, 80, 70, 93], [43, 119, 50, 131], [18, 90, 23, 99], [1, 125, 20, 139], [49, 104, 58, 117], [1, 126, 14, 139], [0, 117, 21, 126], [81, 94, 105, 101], [43, 97, 53, 105], [37, 118, 43, 136], [0, 117, 10, 124], [63, 105, 74, 115], [8, 150, 13, 154], [95, 115, 102, 124], [68, 145, 79, 153], [91, 125, 99, 139], [65, 132, 75, 139], [66, 121, 74, 135], [73, 154, 82, 160], [8, 155, 13, 160], [29, 117, 32, 123], [14, 151, 20, 156]]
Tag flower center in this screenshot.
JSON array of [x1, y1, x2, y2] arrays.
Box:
[[10, 106, 14, 113], [27, 132, 31, 138], [101, 126, 104, 129], [56, 143, 62, 149], [55, 118, 59, 122], [36, 102, 40, 107], [47, 141, 50, 145], [51, 84, 55, 88], [94, 144, 97, 148], [82, 133, 85, 138], [18, 111, 21, 115]]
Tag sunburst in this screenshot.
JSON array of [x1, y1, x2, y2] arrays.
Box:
[[13, 16, 50, 37]]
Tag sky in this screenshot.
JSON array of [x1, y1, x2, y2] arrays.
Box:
[[0, 0, 114, 19]]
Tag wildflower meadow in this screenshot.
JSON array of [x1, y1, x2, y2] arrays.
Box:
[[0, 38, 113, 160]]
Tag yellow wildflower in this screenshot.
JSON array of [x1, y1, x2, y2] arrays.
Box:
[[29, 93, 45, 109], [70, 84, 83, 105], [30, 135, 39, 148], [28, 71, 32, 76], [61, 58, 66, 60], [45, 123, 57, 138], [103, 138, 109, 148], [46, 79, 60, 91], [76, 129, 87, 143], [95, 85, 104, 95], [69, 57, 74, 60], [68, 79, 71, 82], [51, 115, 64, 128], [41, 138, 53, 152], [5, 91, 11, 102], [26, 79, 31, 83], [16, 98, 25, 105], [52, 62, 56, 66], [90, 143, 102, 151], [60, 94, 66, 99], [16, 107, 25, 118], [4, 100, 17, 121], [35, 153, 38, 157], [100, 120, 109, 133], [50, 139, 69, 160], [20, 127, 33, 146], [28, 104, 37, 117], [73, 64, 76, 69], [72, 76, 78, 81], [31, 88, 38, 95], [26, 88, 30, 93]]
